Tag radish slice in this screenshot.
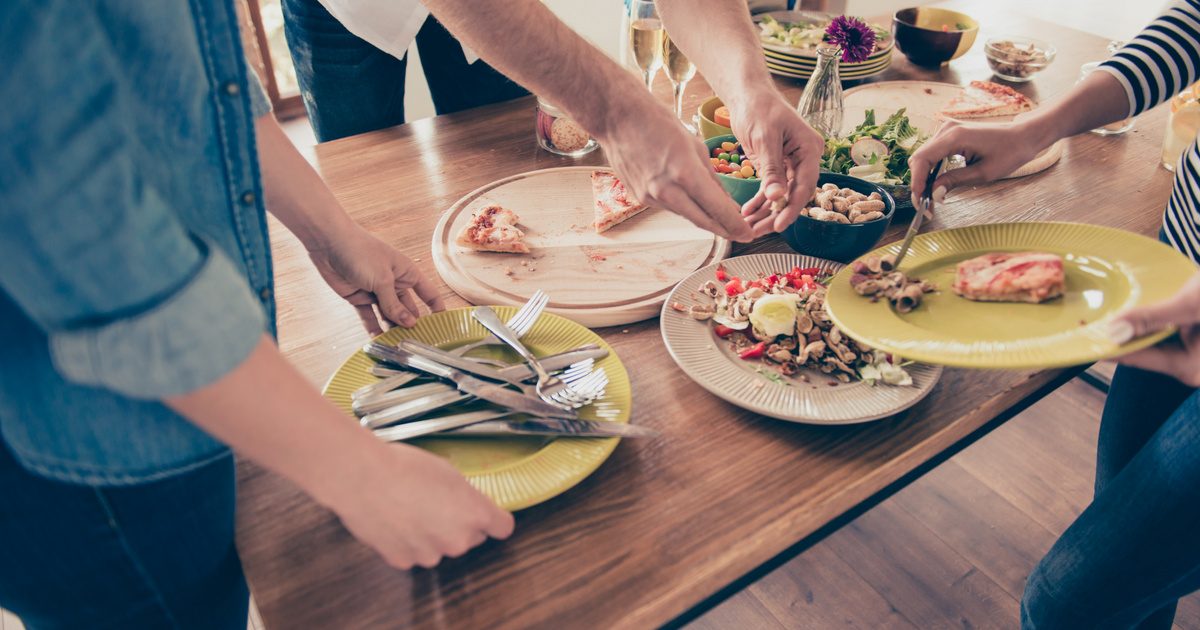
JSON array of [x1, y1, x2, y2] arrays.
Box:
[[850, 137, 889, 166]]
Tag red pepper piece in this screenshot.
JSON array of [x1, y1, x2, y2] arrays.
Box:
[[725, 277, 744, 296], [738, 341, 766, 360], [715, 265, 728, 282], [714, 324, 736, 338]]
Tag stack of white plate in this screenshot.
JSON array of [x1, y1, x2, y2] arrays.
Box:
[[755, 11, 894, 81]]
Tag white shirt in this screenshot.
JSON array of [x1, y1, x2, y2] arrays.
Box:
[[316, 0, 480, 64]]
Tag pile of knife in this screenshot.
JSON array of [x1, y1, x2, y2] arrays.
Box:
[[351, 318, 656, 442]]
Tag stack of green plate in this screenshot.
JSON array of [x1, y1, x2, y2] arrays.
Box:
[[755, 11, 894, 81]]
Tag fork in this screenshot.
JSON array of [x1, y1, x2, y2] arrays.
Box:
[[445, 290, 548, 367], [472, 305, 588, 408]]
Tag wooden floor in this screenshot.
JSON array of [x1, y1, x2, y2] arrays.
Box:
[[690, 378, 1200, 629]]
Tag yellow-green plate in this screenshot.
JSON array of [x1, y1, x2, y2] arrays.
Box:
[[825, 222, 1197, 369], [322, 307, 632, 511]]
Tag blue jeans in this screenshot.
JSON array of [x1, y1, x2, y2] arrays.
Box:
[[1021, 365, 1200, 629], [281, 0, 529, 142], [0, 440, 248, 629]]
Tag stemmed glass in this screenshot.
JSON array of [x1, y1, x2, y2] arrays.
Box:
[[662, 32, 697, 134], [628, 0, 664, 91]]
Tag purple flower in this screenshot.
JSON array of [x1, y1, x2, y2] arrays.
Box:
[[825, 16, 877, 64]]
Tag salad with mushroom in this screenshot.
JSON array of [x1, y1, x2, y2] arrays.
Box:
[[675, 264, 915, 387], [821, 108, 926, 186]]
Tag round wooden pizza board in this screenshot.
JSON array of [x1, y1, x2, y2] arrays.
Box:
[[431, 166, 731, 328], [843, 80, 1063, 179]]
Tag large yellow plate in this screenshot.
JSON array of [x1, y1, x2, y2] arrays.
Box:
[[322, 307, 632, 511], [824, 222, 1197, 369]]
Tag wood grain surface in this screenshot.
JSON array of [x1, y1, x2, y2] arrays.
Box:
[[237, 2, 1180, 628], [430, 167, 729, 327]]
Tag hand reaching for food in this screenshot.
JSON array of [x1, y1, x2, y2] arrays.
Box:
[[600, 101, 754, 243], [906, 119, 1045, 207], [1110, 272, 1200, 386], [734, 94, 828, 238], [308, 225, 446, 335]]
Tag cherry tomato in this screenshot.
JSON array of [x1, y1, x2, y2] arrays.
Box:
[[714, 324, 736, 338], [715, 266, 729, 282], [725, 277, 744, 296]]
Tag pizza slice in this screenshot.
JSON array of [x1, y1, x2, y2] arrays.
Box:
[[456, 205, 530, 254], [953, 252, 1065, 303], [591, 170, 648, 233], [939, 80, 1035, 119]]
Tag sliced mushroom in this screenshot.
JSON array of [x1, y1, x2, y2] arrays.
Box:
[[833, 342, 857, 364], [827, 356, 854, 374], [743, 287, 765, 300], [828, 327, 843, 346], [701, 281, 720, 298], [852, 279, 885, 296], [688, 304, 715, 320], [879, 254, 898, 272], [795, 311, 814, 335], [778, 337, 798, 351], [797, 340, 826, 364], [866, 256, 883, 273], [806, 328, 823, 344], [767, 347, 793, 363], [778, 361, 799, 376]]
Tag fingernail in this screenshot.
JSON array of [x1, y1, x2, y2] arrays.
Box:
[[1108, 320, 1134, 344], [932, 186, 947, 204]]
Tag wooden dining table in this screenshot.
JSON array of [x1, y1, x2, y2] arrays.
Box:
[[236, 2, 1178, 627]]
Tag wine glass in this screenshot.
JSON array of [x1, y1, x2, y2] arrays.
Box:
[[628, 0, 664, 91], [662, 32, 696, 133]]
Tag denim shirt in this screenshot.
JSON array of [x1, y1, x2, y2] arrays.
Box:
[[0, 0, 275, 485]]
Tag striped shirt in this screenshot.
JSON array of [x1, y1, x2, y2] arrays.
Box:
[[1101, 0, 1200, 262]]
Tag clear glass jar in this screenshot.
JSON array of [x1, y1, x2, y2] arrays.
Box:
[[1079, 62, 1134, 135], [1162, 84, 1200, 172], [535, 97, 598, 157]]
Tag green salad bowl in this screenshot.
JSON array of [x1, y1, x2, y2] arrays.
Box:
[[704, 134, 761, 206]]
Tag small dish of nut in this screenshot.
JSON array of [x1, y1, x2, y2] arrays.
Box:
[[985, 36, 1056, 82], [800, 183, 889, 224]]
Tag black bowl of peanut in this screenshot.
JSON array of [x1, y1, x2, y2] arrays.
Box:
[[782, 173, 896, 263]]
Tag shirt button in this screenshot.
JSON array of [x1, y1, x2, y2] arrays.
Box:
[[224, 81, 240, 96], [240, 191, 256, 205], [260, 287, 273, 301]]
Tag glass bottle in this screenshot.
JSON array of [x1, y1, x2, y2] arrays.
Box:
[[1162, 83, 1200, 172], [796, 43, 844, 138]]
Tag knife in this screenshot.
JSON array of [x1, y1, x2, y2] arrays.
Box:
[[372, 412, 657, 442], [892, 158, 944, 270], [371, 409, 518, 441], [444, 418, 658, 439], [360, 389, 472, 430], [363, 342, 578, 420], [353, 382, 455, 417]]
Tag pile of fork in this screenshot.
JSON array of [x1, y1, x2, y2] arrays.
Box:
[[353, 291, 655, 442]]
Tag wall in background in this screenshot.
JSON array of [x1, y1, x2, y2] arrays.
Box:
[[398, 0, 1160, 124]]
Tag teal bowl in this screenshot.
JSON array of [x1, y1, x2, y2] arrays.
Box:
[[704, 134, 761, 206]]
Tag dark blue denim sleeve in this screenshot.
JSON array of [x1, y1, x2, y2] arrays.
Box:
[[0, 2, 265, 398]]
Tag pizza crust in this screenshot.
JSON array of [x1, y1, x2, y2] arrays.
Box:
[[940, 80, 1035, 120], [591, 170, 648, 233], [456, 205, 531, 254]]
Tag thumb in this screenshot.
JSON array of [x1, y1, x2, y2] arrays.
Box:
[[1109, 278, 1200, 343], [750, 134, 788, 202]]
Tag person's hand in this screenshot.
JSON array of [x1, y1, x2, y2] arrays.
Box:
[[732, 93, 827, 238], [322, 442, 515, 569], [1109, 272, 1200, 386], [307, 226, 445, 335], [598, 100, 754, 242], [907, 119, 1044, 207]]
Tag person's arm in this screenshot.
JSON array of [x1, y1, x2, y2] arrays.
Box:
[[910, 0, 1200, 201], [168, 335, 514, 568], [0, 9, 508, 570], [655, 0, 825, 237], [254, 115, 445, 333], [418, 0, 753, 242]]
